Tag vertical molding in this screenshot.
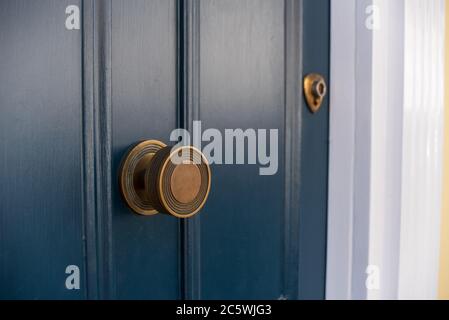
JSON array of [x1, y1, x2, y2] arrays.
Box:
[[327, 0, 374, 300], [81, 0, 98, 300], [399, 0, 445, 300], [283, 0, 303, 300], [93, 0, 115, 299], [326, 0, 357, 300], [180, 0, 202, 300], [439, 0, 449, 300], [351, 0, 374, 300], [82, 0, 113, 300], [369, 0, 404, 300]]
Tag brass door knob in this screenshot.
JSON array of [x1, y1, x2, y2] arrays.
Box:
[[119, 140, 211, 218]]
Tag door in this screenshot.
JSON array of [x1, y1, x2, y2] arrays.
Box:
[[0, 0, 329, 300]]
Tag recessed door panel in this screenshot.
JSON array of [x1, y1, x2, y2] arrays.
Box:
[[0, 0, 85, 299], [199, 0, 285, 299], [111, 0, 180, 299]]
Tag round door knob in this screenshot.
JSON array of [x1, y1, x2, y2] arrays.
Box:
[[119, 140, 211, 218]]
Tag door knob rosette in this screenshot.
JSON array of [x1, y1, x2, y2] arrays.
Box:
[[120, 140, 211, 218]]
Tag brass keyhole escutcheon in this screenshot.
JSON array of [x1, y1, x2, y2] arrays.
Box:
[[119, 140, 211, 218], [304, 73, 327, 113]]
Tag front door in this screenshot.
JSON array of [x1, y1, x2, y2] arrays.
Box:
[[0, 0, 329, 300]]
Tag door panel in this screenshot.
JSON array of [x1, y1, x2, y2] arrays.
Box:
[[0, 0, 85, 299], [199, 0, 285, 299], [111, 0, 180, 299], [299, 0, 330, 299]]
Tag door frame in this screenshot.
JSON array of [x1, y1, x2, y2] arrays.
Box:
[[326, 0, 446, 300]]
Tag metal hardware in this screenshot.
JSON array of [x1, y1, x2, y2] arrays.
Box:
[[303, 73, 327, 113], [119, 140, 211, 218]]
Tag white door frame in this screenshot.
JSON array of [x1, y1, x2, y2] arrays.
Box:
[[326, 0, 445, 300]]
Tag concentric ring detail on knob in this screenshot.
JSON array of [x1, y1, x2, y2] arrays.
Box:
[[119, 140, 166, 216], [146, 146, 211, 218]]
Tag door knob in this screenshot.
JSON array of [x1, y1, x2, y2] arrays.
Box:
[[119, 140, 211, 218]]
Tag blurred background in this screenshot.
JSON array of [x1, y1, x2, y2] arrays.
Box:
[[326, 0, 449, 300]]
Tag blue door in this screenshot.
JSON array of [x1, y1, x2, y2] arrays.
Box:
[[0, 0, 329, 300]]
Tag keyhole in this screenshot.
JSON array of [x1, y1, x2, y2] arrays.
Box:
[[313, 80, 326, 99], [317, 82, 325, 96]]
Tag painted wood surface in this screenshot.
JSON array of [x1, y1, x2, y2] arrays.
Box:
[[0, 0, 329, 299], [0, 0, 85, 299], [110, 0, 181, 299]]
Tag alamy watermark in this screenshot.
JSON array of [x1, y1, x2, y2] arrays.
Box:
[[65, 265, 80, 290], [366, 265, 380, 291], [170, 121, 279, 176]]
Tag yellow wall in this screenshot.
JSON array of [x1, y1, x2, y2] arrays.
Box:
[[439, 0, 449, 300]]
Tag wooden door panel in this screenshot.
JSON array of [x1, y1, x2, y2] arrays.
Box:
[[199, 0, 285, 299], [0, 0, 85, 299], [110, 0, 180, 299]]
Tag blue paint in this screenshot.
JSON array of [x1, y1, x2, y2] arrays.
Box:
[[0, 0, 329, 300]]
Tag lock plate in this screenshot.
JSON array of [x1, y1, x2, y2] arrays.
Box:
[[304, 73, 327, 113]]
